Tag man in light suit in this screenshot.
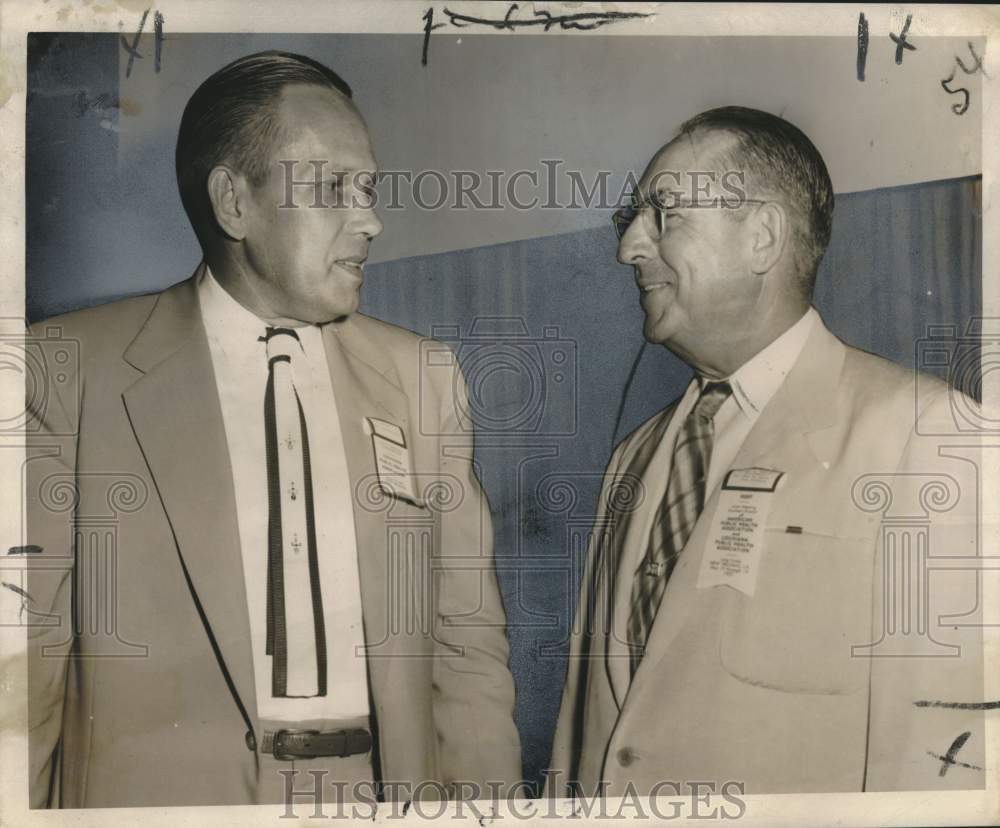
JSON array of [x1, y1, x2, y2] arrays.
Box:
[[25, 51, 520, 808], [549, 107, 985, 796]]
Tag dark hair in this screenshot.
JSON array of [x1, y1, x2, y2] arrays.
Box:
[[676, 106, 834, 296], [175, 50, 353, 245]]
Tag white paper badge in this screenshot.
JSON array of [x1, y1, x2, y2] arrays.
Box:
[[722, 467, 784, 492], [696, 468, 784, 597], [366, 417, 419, 504]]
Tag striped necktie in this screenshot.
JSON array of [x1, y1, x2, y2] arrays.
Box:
[[626, 380, 732, 677], [261, 326, 327, 698]]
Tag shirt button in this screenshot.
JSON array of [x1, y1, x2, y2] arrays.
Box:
[[616, 747, 636, 767], [245, 730, 257, 752]]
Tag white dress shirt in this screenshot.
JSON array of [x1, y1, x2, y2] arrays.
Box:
[[198, 266, 369, 724]]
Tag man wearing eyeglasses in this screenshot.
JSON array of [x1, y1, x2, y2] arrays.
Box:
[[548, 107, 984, 796]]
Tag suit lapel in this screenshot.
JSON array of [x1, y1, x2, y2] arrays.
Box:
[[604, 402, 685, 708], [625, 319, 848, 694], [734, 321, 846, 473], [321, 315, 411, 707], [121, 273, 257, 726]]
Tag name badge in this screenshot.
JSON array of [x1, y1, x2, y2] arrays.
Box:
[[695, 468, 784, 597], [365, 417, 419, 504]]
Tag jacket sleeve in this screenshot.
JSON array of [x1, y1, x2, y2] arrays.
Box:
[[428, 355, 522, 797], [22, 324, 81, 808], [864, 387, 987, 791]]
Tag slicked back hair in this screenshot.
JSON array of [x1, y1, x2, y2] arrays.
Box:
[[676, 106, 835, 298], [176, 50, 353, 246]]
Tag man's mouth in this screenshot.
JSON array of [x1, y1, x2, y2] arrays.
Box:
[[336, 257, 367, 274], [639, 281, 669, 293]]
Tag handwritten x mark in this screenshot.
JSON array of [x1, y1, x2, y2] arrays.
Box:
[[927, 731, 983, 777]]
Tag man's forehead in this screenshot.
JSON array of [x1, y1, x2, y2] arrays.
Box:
[[278, 82, 357, 119], [638, 130, 734, 193], [273, 84, 376, 170]]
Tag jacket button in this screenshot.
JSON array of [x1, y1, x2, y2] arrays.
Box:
[[245, 730, 257, 752], [616, 747, 635, 767]]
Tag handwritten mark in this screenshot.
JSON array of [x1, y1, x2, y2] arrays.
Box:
[[914, 699, 1000, 710], [444, 3, 653, 31], [940, 43, 987, 116], [927, 731, 982, 776], [120, 8, 165, 78], [421, 3, 653, 65], [856, 13, 869, 81], [7, 545, 42, 555], [889, 14, 916, 65], [941, 73, 970, 115], [421, 7, 446, 66], [954, 41, 988, 79], [2, 582, 33, 620], [120, 8, 149, 78], [153, 11, 164, 73]]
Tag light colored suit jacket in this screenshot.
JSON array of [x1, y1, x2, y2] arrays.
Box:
[[550, 316, 985, 796], [25, 269, 521, 807]]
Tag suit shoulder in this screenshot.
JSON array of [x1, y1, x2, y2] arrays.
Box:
[[348, 312, 466, 398], [32, 291, 160, 346], [839, 341, 952, 414], [350, 311, 425, 352]]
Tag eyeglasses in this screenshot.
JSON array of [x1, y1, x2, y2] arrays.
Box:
[[611, 194, 767, 240]]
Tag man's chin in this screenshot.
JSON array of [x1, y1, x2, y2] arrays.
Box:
[[313, 307, 357, 325], [309, 290, 361, 324], [641, 315, 673, 346]]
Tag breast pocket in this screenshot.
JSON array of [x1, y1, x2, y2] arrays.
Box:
[[718, 529, 876, 695]]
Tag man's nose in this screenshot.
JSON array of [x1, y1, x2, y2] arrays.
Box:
[[617, 217, 652, 266], [355, 205, 383, 240]]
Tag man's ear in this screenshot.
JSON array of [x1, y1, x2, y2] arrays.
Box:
[[207, 165, 249, 241], [748, 201, 787, 275]]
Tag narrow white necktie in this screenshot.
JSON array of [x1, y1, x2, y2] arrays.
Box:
[[262, 326, 326, 698]]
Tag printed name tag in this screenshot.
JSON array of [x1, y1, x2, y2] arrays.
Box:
[[365, 417, 419, 504], [722, 467, 784, 492], [696, 468, 784, 597]]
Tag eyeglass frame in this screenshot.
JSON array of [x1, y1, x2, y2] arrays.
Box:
[[611, 192, 768, 240]]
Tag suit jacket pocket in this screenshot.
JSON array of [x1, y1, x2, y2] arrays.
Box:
[[718, 530, 875, 695]]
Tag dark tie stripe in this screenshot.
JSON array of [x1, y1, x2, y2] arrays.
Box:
[[295, 392, 327, 697], [263, 365, 288, 696]]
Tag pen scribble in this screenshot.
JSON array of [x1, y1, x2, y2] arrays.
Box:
[[914, 699, 1000, 710], [421, 3, 654, 65]]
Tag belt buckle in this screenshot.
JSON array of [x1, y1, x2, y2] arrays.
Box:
[[272, 728, 320, 761]]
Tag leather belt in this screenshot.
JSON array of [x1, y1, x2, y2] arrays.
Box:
[[259, 727, 372, 760]]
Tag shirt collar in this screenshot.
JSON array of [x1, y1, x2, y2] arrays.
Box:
[[198, 264, 319, 356], [700, 306, 818, 419]]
